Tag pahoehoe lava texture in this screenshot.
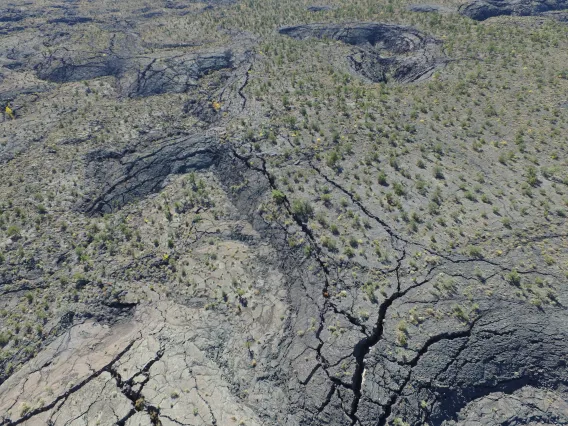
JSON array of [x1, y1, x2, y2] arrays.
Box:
[[1, 1, 568, 425], [356, 302, 568, 425], [127, 52, 233, 97], [459, 0, 568, 20], [407, 4, 455, 13], [83, 134, 219, 214], [279, 22, 446, 83], [35, 55, 126, 85], [36, 51, 234, 97]]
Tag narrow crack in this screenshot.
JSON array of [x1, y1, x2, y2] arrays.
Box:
[[227, 145, 566, 426], [1, 335, 142, 426], [237, 59, 253, 109], [348, 247, 407, 424], [376, 317, 480, 426], [114, 344, 166, 426]]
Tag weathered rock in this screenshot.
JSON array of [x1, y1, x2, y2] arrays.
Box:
[[307, 5, 334, 12], [445, 386, 568, 425], [393, 303, 568, 424], [1, 1, 568, 426], [83, 134, 219, 214], [47, 16, 94, 25], [407, 4, 455, 13], [279, 22, 429, 51], [0, 262, 288, 425], [279, 22, 445, 83], [126, 51, 233, 97], [35, 54, 125, 83], [459, 0, 568, 20], [31, 46, 236, 97], [541, 9, 568, 21], [0, 8, 28, 23]]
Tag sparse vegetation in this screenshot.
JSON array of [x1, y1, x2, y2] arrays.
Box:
[[0, 0, 566, 423]]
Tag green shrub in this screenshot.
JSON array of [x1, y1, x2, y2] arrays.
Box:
[[506, 269, 521, 286], [393, 182, 406, 196], [272, 190, 286, 204], [291, 199, 314, 221], [73, 273, 89, 288], [321, 236, 337, 252], [0, 332, 11, 347], [7, 225, 21, 238], [527, 166, 538, 187], [468, 246, 483, 259], [349, 236, 359, 248], [433, 166, 444, 180], [330, 224, 339, 235], [326, 151, 341, 168]]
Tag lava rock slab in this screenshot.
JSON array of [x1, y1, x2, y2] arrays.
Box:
[[83, 134, 219, 214], [279, 22, 445, 83], [307, 5, 334, 12], [126, 51, 233, 97], [459, 0, 568, 20], [407, 4, 455, 13]]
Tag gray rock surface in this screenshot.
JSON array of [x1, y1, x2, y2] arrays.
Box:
[[445, 386, 568, 425], [34, 51, 234, 97], [459, 0, 568, 20], [279, 23, 446, 83], [407, 4, 455, 13], [356, 301, 568, 425], [0, 1, 567, 426], [0, 8, 29, 23], [83, 134, 219, 214], [126, 52, 234, 97], [307, 5, 335, 12]]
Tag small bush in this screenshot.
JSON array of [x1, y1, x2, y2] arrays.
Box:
[[7, 225, 21, 238], [321, 236, 337, 252], [343, 247, 355, 258], [326, 151, 341, 168], [0, 332, 11, 347], [272, 189, 286, 204], [506, 269, 521, 286], [468, 246, 483, 259], [527, 166, 538, 187], [433, 166, 444, 180], [135, 398, 145, 411], [291, 199, 314, 221]]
